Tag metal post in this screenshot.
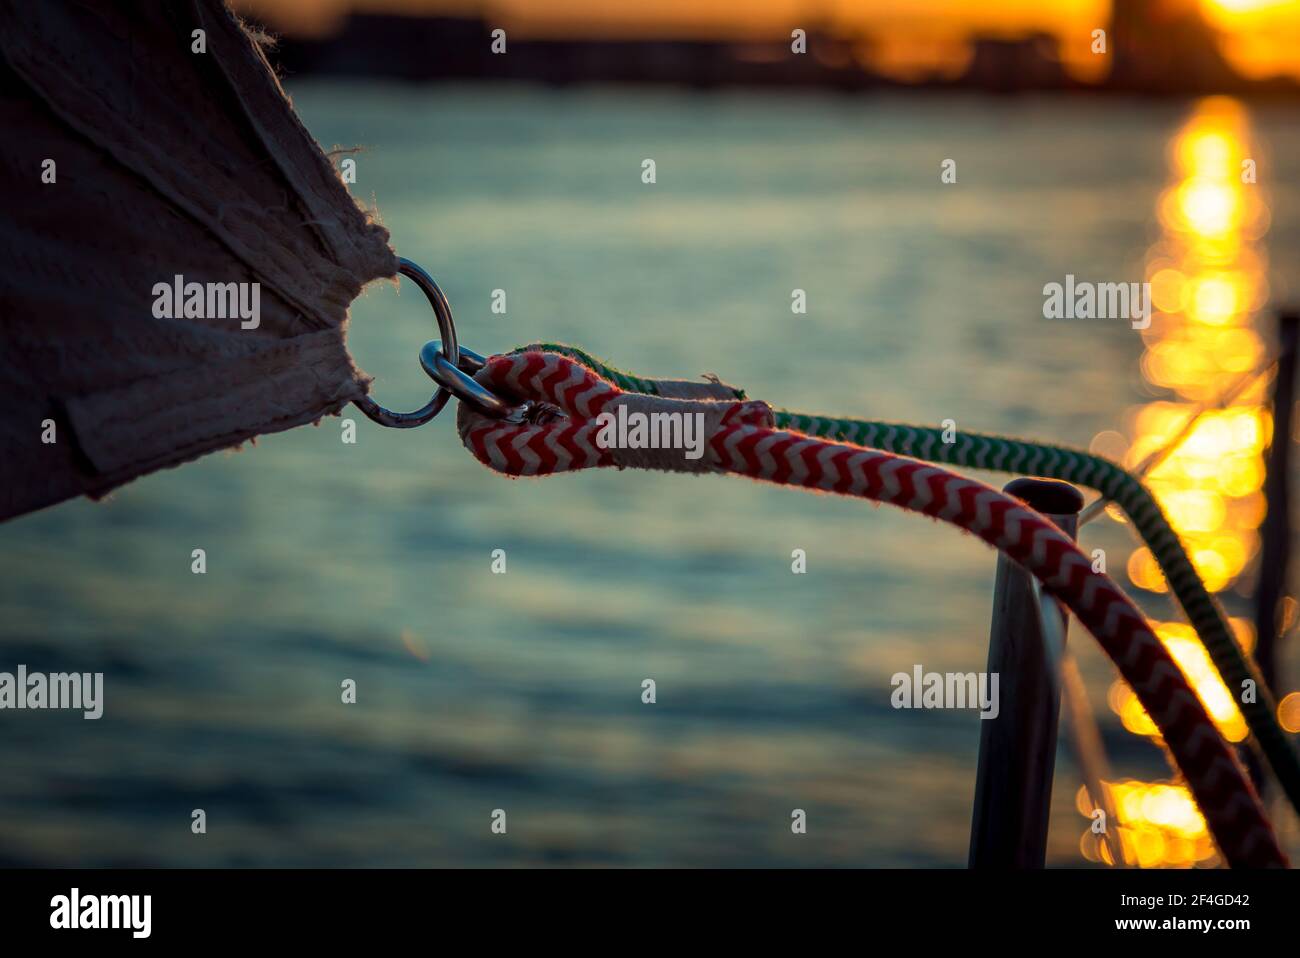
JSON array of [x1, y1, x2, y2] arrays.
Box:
[[1254, 311, 1298, 695], [969, 477, 1084, 868]]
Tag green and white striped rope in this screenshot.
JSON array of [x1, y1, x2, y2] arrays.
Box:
[[511, 342, 1300, 818]]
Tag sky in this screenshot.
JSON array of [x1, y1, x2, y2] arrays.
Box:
[[235, 0, 1300, 81]]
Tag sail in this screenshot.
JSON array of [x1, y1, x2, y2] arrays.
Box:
[[0, 0, 397, 521]]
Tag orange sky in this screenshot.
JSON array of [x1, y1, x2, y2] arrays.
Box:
[[236, 0, 1300, 81]]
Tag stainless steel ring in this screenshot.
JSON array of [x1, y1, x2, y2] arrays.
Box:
[[420, 341, 529, 422], [351, 258, 460, 428], [425, 341, 486, 375]]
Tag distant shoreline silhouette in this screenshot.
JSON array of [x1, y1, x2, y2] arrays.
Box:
[[249, 3, 1300, 98]]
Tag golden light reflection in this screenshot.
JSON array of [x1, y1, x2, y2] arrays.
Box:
[[1077, 781, 1220, 868], [1123, 100, 1270, 598], [1280, 691, 1300, 733], [1207, 0, 1286, 11], [1109, 621, 1254, 744], [1087, 98, 1274, 868]]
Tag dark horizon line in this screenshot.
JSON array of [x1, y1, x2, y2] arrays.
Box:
[[248, 11, 1300, 100]]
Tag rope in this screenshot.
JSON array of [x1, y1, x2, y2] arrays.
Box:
[[464, 348, 1286, 868], [512, 343, 1300, 821]]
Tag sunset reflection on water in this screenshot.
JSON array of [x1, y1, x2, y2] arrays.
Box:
[[1084, 97, 1275, 868]]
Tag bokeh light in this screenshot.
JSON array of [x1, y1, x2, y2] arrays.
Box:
[[1089, 98, 1282, 868]]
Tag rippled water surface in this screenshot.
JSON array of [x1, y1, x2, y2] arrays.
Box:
[[3, 85, 1299, 866]]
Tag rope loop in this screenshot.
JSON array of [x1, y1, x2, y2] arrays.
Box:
[[457, 350, 767, 477]]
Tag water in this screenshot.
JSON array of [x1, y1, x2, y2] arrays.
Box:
[[3, 85, 1298, 866]]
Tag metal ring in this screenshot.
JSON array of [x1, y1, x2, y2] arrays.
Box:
[[420, 342, 530, 422], [426, 341, 486, 375], [351, 258, 460, 428]]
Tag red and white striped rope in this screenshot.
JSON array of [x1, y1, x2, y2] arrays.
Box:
[[457, 350, 1287, 868]]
